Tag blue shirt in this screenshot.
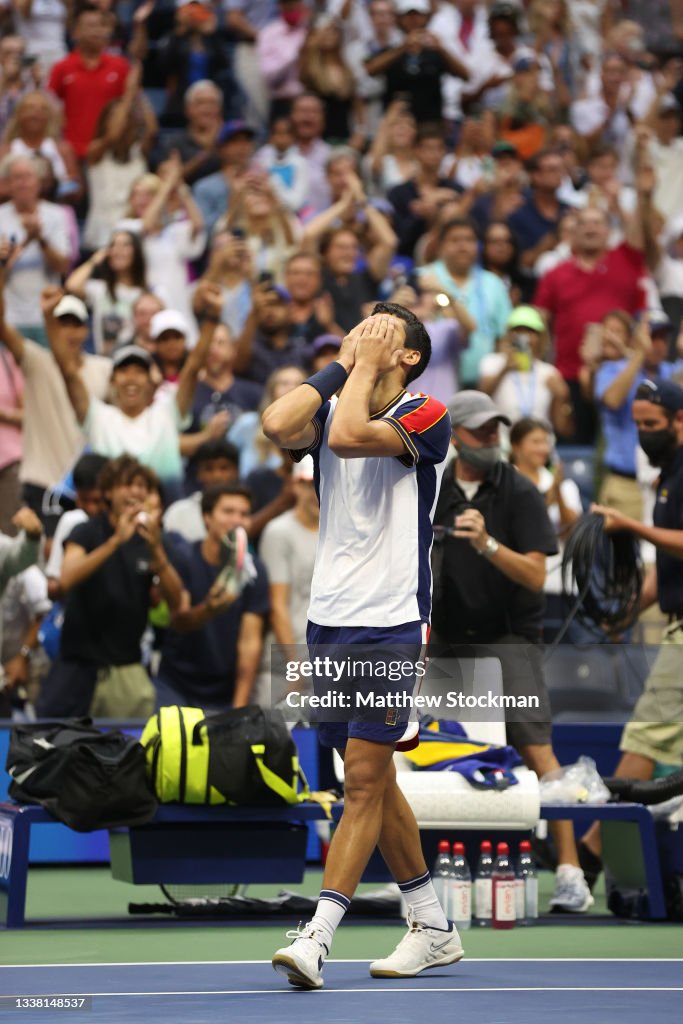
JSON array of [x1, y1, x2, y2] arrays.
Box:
[[595, 359, 682, 475], [192, 173, 229, 235], [508, 195, 568, 256], [417, 261, 512, 386]]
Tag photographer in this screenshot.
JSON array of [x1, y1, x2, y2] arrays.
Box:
[[431, 390, 592, 913], [479, 304, 573, 438]]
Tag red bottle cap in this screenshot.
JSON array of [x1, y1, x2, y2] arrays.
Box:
[[496, 842, 509, 854], [452, 842, 465, 854], [438, 840, 450, 853], [519, 840, 531, 852], [480, 840, 492, 851]]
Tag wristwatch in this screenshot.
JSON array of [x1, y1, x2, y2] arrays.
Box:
[[480, 536, 499, 558]]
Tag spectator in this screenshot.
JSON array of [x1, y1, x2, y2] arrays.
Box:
[[284, 250, 343, 349], [65, 229, 147, 356], [289, 92, 331, 214], [197, 228, 252, 338], [479, 304, 573, 438], [13, 0, 67, 76], [657, 215, 683, 335], [440, 115, 495, 191], [388, 124, 464, 258], [299, 15, 364, 144], [164, 438, 240, 543], [225, 0, 273, 131], [192, 119, 256, 235], [253, 117, 310, 215], [44, 452, 108, 602], [432, 390, 592, 913], [149, 309, 192, 402], [160, 79, 225, 185], [0, 336, 22, 534], [47, 280, 223, 490], [645, 92, 683, 223], [229, 363, 305, 481], [468, 139, 526, 233], [0, 505, 43, 716], [124, 290, 164, 352], [0, 91, 81, 206], [1, 562, 50, 714], [0, 34, 41, 140], [155, 1, 229, 130], [157, 483, 269, 710], [222, 173, 299, 285], [594, 312, 682, 519], [417, 216, 512, 388], [258, 0, 311, 122], [570, 51, 632, 164], [534, 171, 659, 442], [346, 0, 402, 134], [493, 56, 555, 161], [0, 261, 111, 532], [187, 321, 261, 439], [48, 4, 130, 160], [364, 100, 417, 196], [508, 415, 582, 624], [0, 154, 70, 345], [82, 66, 157, 251], [308, 332, 341, 371], [233, 280, 307, 387], [397, 279, 473, 403], [481, 219, 526, 306], [578, 308, 634, 407], [37, 455, 182, 718], [364, 0, 469, 125], [259, 454, 319, 703], [507, 148, 568, 279]]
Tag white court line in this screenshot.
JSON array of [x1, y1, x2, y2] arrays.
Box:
[[4, 958, 683, 969], [2, 988, 682, 997]]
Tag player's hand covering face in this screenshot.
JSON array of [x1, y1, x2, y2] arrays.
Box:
[[354, 314, 406, 374]]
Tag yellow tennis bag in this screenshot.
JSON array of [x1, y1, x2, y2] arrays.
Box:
[[141, 705, 309, 806]]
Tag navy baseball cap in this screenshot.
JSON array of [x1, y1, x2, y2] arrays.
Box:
[[312, 333, 342, 354], [641, 309, 674, 336], [218, 120, 255, 145], [635, 378, 683, 412]]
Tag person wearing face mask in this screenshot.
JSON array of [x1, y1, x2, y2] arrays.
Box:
[[581, 378, 683, 892], [431, 389, 594, 913]]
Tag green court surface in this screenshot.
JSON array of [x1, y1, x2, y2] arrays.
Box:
[[1, 865, 675, 966]]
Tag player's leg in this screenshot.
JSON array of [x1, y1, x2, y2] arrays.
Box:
[[272, 736, 396, 989]]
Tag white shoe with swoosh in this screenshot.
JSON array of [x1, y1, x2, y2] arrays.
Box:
[[369, 910, 464, 978]]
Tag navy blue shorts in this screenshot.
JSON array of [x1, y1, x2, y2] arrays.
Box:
[[306, 620, 425, 749]]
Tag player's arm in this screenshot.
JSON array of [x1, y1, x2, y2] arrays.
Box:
[[328, 316, 420, 459], [261, 329, 358, 449]]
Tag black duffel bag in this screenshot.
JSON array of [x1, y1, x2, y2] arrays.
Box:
[[6, 718, 158, 831]]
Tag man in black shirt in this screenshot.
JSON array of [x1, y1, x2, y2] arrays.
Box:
[[365, 0, 469, 126], [432, 390, 593, 912], [581, 378, 683, 885], [37, 457, 183, 718]]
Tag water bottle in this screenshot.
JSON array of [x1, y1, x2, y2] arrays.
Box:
[[432, 840, 452, 919], [450, 842, 472, 930], [516, 839, 538, 925], [492, 842, 516, 930], [473, 839, 493, 927]]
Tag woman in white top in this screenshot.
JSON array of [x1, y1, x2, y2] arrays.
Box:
[[12, 0, 67, 75], [364, 101, 417, 196], [221, 174, 298, 286], [65, 230, 147, 356], [82, 63, 156, 251], [0, 91, 80, 203], [510, 417, 583, 641], [479, 304, 574, 441]]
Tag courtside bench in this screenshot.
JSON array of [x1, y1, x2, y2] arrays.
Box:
[[0, 797, 668, 927]]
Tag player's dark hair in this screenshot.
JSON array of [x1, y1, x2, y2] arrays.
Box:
[[371, 302, 431, 386], [72, 453, 109, 492], [201, 482, 253, 517], [195, 439, 240, 468]]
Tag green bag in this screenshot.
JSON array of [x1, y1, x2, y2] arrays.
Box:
[[141, 705, 308, 806]]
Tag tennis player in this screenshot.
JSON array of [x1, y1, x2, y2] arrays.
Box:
[[262, 303, 460, 989]]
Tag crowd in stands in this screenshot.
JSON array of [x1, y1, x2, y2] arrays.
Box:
[[1, 0, 683, 721]]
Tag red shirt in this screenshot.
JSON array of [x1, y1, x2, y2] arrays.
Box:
[[48, 50, 129, 158], [534, 243, 647, 381]]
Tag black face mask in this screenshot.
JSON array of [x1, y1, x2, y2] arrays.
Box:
[[638, 428, 678, 467]]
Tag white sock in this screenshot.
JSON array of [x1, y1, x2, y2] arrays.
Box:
[[398, 869, 449, 930], [309, 888, 350, 952]]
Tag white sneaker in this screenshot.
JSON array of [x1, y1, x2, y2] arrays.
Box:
[[272, 922, 328, 989], [369, 910, 464, 978], [549, 864, 595, 913]]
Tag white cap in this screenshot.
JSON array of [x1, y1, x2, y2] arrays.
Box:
[[53, 295, 89, 323], [150, 309, 190, 340], [395, 0, 431, 15], [292, 455, 315, 481]]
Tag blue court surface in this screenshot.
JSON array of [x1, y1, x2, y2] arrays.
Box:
[[1, 959, 681, 1023]]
